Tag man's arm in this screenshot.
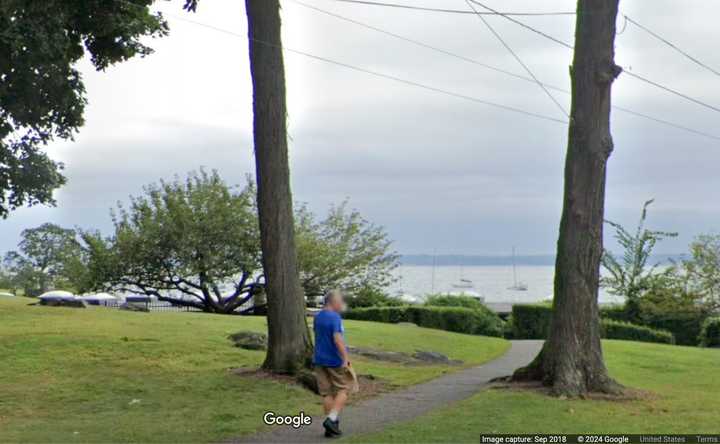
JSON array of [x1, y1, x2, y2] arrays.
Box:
[[333, 332, 350, 367]]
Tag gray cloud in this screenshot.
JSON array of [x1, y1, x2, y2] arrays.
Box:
[[2, 0, 719, 256]]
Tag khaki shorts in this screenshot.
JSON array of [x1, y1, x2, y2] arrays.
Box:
[[314, 365, 359, 396]]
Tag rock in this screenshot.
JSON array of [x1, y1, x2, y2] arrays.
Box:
[[413, 350, 463, 365], [40, 299, 87, 308], [347, 346, 412, 364], [228, 331, 267, 350], [120, 303, 149, 312]]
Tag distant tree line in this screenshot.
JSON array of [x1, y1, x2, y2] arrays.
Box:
[[1, 170, 398, 313]]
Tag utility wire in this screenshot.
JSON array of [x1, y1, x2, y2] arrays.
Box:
[[465, 0, 720, 116], [158, 10, 568, 124], [115, 0, 720, 141], [467, 0, 573, 49], [464, 0, 568, 117], [289, 0, 569, 93], [323, 0, 575, 16], [624, 15, 720, 78], [623, 71, 720, 114]]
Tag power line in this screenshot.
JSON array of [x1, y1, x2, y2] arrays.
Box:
[[464, 0, 568, 117], [158, 10, 568, 124], [623, 71, 720, 114], [467, 0, 573, 49], [464, 0, 720, 116], [289, 0, 569, 93], [624, 15, 720, 78], [612, 105, 720, 142], [322, 0, 575, 16], [291, 0, 720, 139], [115, 0, 720, 142]]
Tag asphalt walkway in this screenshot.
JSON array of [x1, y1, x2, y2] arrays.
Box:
[[236, 340, 543, 443]]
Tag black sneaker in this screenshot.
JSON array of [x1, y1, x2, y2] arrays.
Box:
[[322, 418, 341, 437]]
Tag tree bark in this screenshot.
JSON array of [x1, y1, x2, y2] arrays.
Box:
[[513, 0, 623, 396], [245, 0, 313, 374]]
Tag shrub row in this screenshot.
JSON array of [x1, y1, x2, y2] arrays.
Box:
[[599, 305, 705, 346], [511, 304, 676, 344], [699, 317, 720, 348], [510, 304, 553, 340], [601, 319, 675, 344], [344, 305, 505, 337]]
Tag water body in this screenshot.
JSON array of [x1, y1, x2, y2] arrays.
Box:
[[390, 265, 623, 304]]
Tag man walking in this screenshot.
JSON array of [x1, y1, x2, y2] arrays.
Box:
[[313, 290, 358, 438]]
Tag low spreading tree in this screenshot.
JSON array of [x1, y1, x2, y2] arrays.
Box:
[[295, 201, 399, 300], [3, 223, 83, 296], [82, 170, 263, 314]]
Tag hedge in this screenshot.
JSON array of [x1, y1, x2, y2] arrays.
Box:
[[599, 304, 705, 346], [699, 317, 720, 348], [512, 303, 675, 344], [344, 305, 505, 337], [511, 304, 552, 339], [601, 319, 675, 344]]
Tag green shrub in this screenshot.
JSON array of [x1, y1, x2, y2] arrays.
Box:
[[344, 306, 504, 337], [699, 317, 720, 348], [599, 304, 629, 322], [424, 294, 484, 310], [511, 304, 553, 339], [601, 303, 705, 346], [346, 287, 404, 309], [511, 303, 675, 344], [601, 319, 675, 344], [638, 312, 706, 346]]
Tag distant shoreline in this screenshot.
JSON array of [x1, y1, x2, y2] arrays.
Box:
[[400, 254, 684, 267]]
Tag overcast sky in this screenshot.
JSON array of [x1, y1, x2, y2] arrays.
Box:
[[2, 0, 719, 255]]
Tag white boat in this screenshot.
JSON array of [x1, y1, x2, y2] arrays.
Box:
[[507, 247, 529, 291], [452, 278, 474, 289], [452, 265, 475, 289], [0, 291, 15, 297]]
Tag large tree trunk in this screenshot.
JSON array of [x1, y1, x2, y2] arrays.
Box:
[[513, 0, 623, 397], [245, 0, 313, 374]]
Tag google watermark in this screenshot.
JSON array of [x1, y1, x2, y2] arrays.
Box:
[[262, 411, 312, 429]]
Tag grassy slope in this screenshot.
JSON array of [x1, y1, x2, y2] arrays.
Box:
[[352, 340, 720, 443], [0, 296, 507, 443]]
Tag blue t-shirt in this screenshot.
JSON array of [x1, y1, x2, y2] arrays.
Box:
[[313, 310, 344, 367]]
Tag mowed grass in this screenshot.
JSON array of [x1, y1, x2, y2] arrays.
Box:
[[0, 296, 507, 443], [352, 340, 720, 443]]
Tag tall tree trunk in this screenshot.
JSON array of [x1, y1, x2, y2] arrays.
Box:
[[245, 0, 313, 374], [513, 0, 623, 397]]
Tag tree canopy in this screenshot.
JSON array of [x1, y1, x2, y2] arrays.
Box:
[[3, 222, 84, 295], [0, 0, 168, 216], [82, 170, 263, 313], [295, 201, 399, 299]]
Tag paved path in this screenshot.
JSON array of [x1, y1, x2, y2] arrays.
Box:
[[236, 340, 543, 444]]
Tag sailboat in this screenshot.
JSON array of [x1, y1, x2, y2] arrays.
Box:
[[452, 264, 474, 289], [508, 247, 528, 291]]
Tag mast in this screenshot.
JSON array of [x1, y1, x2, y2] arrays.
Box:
[[512, 246, 518, 287]]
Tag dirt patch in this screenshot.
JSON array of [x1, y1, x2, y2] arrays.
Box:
[[230, 367, 392, 402], [347, 346, 463, 366], [488, 378, 658, 402]]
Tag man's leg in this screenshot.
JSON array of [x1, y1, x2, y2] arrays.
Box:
[[323, 395, 334, 415], [330, 389, 348, 418]]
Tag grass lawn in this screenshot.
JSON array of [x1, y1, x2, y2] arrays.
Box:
[[0, 296, 507, 443], [352, 340, 720, 443]]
